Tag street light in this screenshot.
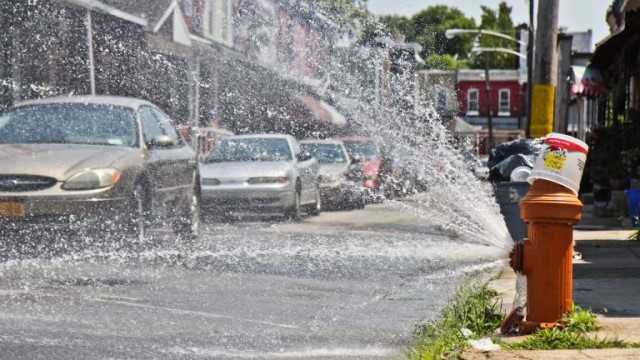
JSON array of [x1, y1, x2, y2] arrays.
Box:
[[471, 47, 527, 60], [445, 29, 527, 46]]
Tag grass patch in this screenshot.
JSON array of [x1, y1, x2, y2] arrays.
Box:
[[506, 305, 640, 350], [507, 328, 630, 350], [409, 285, 503, 360], [564, 304, 599, 333]]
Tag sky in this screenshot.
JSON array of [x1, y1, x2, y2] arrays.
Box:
[[367, 0, 610, 49]]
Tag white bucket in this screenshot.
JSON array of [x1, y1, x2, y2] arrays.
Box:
[[528, 133, 589, 194]]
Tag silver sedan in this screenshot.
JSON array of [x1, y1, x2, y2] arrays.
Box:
[[0, 96, 200, 241], [198, 134, 321, 219]]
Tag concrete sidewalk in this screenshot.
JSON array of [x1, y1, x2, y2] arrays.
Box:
[[463, 229, 640, 359]]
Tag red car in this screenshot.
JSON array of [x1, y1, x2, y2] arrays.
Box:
[[340, 137, 386, 201]]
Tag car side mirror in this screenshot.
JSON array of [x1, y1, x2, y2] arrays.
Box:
[[148, 135, 175, 148], [297, 151, 313, 162]]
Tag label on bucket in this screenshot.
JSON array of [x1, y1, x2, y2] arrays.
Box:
[[528, 133, 589, 194], [543, 148, 567, 172]]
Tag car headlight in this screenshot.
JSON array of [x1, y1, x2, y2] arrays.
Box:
[[62, 168, 121, 191], [248, 176, 289, 184]]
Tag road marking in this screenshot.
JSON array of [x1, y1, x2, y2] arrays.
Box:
[[167, 346, 398, 358], [91, 297, 300, 329]]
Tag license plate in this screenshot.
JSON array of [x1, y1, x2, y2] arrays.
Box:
[[0, 202, 25, 218]]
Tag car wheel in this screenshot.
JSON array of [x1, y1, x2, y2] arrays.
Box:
[[125, 182, 150, 244], [308, 186, 322, 216], [174, 183, 201, 242], [286, 190, 302, 221], [357, 192, 367, 209]]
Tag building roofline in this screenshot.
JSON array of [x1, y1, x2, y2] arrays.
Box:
[[61, 0, 148, 26], [153, 0, 177, 33]]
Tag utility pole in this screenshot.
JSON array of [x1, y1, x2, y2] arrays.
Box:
[[525, 0, 535, 137], [530, 0, 560, 137], [485, 60, 494, 150]]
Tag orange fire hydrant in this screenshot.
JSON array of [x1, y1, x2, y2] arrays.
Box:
[[516, 179, 583, 331]]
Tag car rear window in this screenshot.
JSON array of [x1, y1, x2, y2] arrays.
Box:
[[207, 138, 292, 162]]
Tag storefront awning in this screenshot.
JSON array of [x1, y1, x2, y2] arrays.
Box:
[[572, 65, 608, 97], [298, 96, 347, 128]]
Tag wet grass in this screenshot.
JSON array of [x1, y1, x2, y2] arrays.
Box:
[[505, 305, 640, 351], [505, 328, 632, 350], [408, 285, 503, 360], [409, 288, 640, 359]]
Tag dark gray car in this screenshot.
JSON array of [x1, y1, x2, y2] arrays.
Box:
[[0, 96, 200, 241]]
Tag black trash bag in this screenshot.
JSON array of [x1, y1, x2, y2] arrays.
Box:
[[489, 154, 534, 183], [488, 139, 543, 169]]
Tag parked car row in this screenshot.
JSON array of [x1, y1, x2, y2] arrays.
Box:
[[0, 96, 402, 243]]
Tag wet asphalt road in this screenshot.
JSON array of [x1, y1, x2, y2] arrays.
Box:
[[0, 203, 504, 359]]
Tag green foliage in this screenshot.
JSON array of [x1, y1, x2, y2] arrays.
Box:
[[470, 2, 518, 69], [410, 285, 503, 360], [378, 2, 518, 70], [312, 0, 371, 30], [411, 6, 476, 61], [379, 15, 415, 40], [507, 306, 639, 351], [508, 328, 630, 350], [564, 305, 599, 333], [424, 54, 468, 70]]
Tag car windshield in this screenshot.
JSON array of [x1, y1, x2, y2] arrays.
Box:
[[302, 143, 347, 164], [207, 138, 292, 162], [344, 141, 381, 160], [0, 104, 138, 147]]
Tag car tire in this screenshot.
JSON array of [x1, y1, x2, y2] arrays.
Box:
[[308, 186, 322, 216], [286, 190, 302, 222], [357, 192, 366, 209], [173, 182, 201, 242], [124, 182, 151, 244]]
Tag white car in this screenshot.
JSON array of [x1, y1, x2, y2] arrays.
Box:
[[300, 139, 366, 209], [199, 134, 321, 219]]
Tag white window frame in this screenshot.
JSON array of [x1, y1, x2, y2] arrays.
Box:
[[498, 88, 511, 116], [202, 0, 233, 46], [467, 88, 479, 116]]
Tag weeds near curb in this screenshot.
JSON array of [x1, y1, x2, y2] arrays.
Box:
[[564, 304, 598, 333], [409, 285, 503, 360], [507, 305, 640, 351], [507, 328, 631, 350]]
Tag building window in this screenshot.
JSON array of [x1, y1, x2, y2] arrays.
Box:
[[203, 0, 233, 46], [498, 89, 511, 116], [467, 88, 479, 116]]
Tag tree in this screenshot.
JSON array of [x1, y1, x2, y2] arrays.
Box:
[[425, 54, 469, 70], [410, 6, 476, 60], [471, 2, 518, 69], [313, 0, 370, 28], [379, 15, 414, 41], [377, 3, 518, 70]]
